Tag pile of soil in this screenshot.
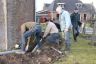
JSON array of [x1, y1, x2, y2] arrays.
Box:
[[0, 45, 63, 64]]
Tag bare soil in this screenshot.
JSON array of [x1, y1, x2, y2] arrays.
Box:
[[0, 44, 63, 64]]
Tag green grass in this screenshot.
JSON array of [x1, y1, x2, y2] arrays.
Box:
[[0, 50, 6, 52], [53, 35, 96, 64]]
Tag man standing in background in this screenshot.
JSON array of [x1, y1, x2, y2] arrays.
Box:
[[56, 6, 72, 52], [71, 8, 81, 42]]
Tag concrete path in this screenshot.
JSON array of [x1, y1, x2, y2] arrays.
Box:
[[0, 50, 23, 55]]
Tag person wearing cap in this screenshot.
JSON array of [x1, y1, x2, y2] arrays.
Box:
[[71, 8, 81, 42], [56, 6, 72, 51]]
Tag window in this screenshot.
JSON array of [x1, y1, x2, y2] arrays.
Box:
[[84, 14, 87, 20], [76, 3, 82, 9]]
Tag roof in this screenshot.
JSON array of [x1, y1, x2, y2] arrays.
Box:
[[36, 10, 49, 14], [81, 4, 95, 13], [45, 0, 82, 12], [43, 4, 50, 10], [36, 10, 51, 17], [44, 0, 95, 13]]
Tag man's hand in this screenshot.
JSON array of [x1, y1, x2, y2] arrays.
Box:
[[41, 37, 46, 43]]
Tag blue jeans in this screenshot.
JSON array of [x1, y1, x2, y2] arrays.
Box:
[[34, 33, 60, 51], [20, 24, 42, 51], [46, 33, 60, 44], [64, 31, 71, 51], [73, 27, 79, 41]]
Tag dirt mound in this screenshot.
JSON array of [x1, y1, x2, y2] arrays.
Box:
[[0, 45, 63, 64]]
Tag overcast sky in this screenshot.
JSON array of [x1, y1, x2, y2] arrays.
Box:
[[36, 0, 96, 12]]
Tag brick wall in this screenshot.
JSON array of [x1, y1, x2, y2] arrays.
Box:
[[7, 0, 35, 49], [0, 0, 6, 50]]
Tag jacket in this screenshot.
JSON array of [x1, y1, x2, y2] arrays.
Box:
[[71, 12, 80, 28], [59, 10, 72, 32]]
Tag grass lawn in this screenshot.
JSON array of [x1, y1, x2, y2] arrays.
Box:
[[53, 35, 96, 64]]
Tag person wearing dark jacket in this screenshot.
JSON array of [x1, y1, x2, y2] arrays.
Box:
[[71, 8, 81, 42]]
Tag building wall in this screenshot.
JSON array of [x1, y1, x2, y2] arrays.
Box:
[[0, 0, 7, 50], [7, 0, 35, 49], [80, 12, 91, 22]]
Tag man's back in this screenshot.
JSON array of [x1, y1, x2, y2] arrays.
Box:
[[59, 10, 72, 31], [47, 21, 58, 34], [43, 21, 59, 38]]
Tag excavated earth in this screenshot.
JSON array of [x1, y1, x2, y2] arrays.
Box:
[[0, 44, 64, 64]]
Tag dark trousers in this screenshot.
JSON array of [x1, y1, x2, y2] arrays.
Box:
[[73, 27, 79, 41]]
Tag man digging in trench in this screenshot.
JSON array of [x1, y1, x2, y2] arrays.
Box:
[[42, 18, 60, 49], [16, 17, 62, 54], [16, 21, 42, 54]]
